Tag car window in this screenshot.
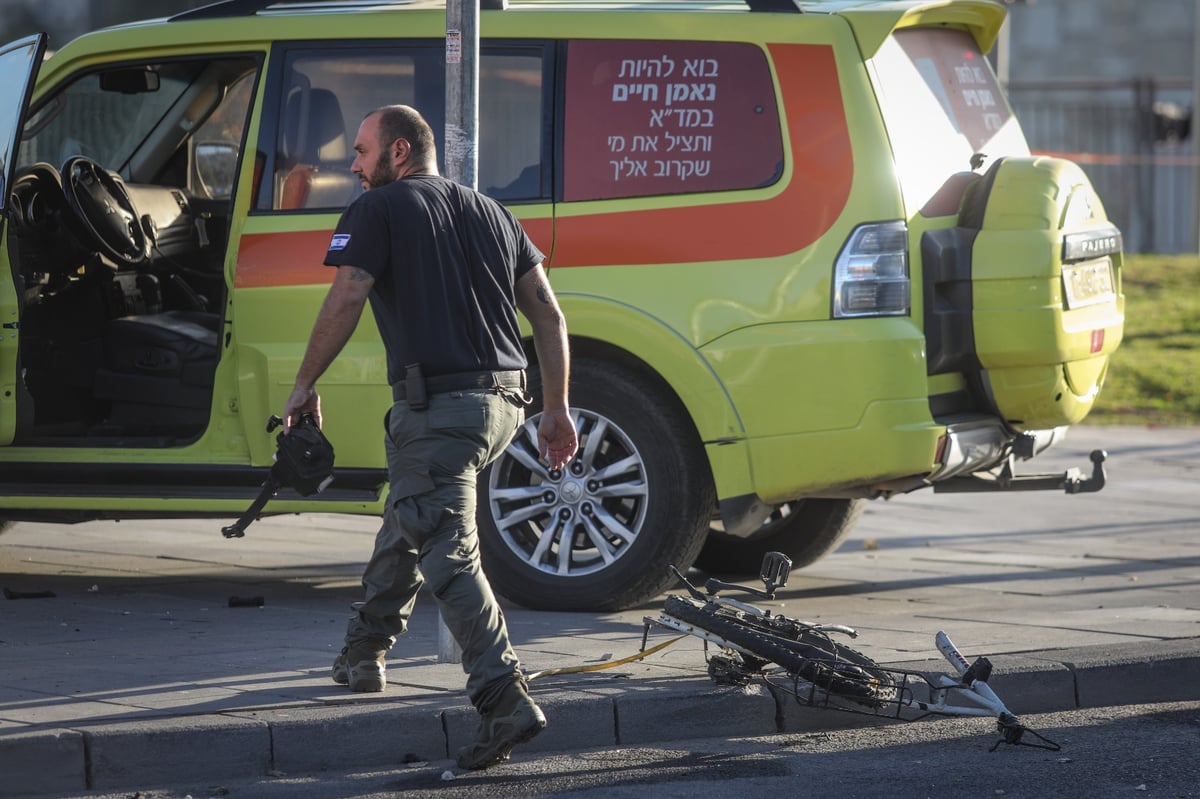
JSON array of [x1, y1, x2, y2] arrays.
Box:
[[191, 71, 256, 200], [562, 40, 784, 202], [870, 28, 1031, 213], [263, 44, 547, 211], [0, 36, 44, 212]]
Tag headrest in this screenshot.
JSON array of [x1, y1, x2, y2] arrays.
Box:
[[284, 88, 347, 163]]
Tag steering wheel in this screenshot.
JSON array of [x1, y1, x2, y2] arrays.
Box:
[[8, 162, 64, 238], [60, 156, 148, 267]]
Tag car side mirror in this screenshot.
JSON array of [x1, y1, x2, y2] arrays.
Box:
[[195, 141, 239, 199]]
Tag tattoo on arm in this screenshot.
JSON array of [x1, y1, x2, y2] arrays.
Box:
[[347, 266, 373, 283], [535, 276, 551, 305]]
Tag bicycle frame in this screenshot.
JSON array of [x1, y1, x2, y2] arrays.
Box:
[[643, 556, 1060, 751]]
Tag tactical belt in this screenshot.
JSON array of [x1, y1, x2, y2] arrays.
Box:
[[392, 369, 525, 402]]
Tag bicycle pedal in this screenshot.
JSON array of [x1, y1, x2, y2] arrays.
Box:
[[759, 551, 792, 594], [707, 654, 755, 686]]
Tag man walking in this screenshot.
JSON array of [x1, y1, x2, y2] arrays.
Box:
[[282, 104, 577, 770]]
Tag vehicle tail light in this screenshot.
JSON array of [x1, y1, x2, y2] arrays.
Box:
[[832, 221, 910, 318]]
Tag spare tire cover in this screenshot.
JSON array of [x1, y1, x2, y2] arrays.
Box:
[[960, 156, 1124, 431]]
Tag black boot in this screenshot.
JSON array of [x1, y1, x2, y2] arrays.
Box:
[[456, 678, 546, 769], [331, 638, 389, 692]]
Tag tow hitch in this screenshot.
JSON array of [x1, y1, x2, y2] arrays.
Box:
[[934, 449, 1107, 495]]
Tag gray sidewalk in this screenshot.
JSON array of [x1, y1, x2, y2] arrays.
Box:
[[1, 425, 1198, 798]]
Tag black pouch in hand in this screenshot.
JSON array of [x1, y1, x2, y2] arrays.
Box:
[[221, 414, 335, 538], [272, 413, 335, 496]]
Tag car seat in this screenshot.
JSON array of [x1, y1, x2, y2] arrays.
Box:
[[92, 310, 221, 433], [279, 88, 360, 210]]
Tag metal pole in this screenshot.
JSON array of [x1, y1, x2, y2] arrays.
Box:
[[445, 0, 479, 191], [436, 0, 481, 665]]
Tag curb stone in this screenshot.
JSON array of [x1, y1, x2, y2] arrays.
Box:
[[4, 642, 1200, 798]]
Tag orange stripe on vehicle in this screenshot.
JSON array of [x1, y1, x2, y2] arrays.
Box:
[[235, 218, 555, 288], [551, 43, 852, 268], [522, 217, 554, 265], [236, 229, 333, 288], [1033, 149, 1198, 167]]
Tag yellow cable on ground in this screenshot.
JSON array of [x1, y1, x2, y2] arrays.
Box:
[[527, 634, 687, 681]]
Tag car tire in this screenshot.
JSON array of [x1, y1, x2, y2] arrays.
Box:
[[478, 357, 716, 611], [694, 498, 865, 577]]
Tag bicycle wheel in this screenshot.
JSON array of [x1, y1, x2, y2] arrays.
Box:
[[663, 595, 894, 706]]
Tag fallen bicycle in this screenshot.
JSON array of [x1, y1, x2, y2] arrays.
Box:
[[642, 552, 1061, 752]]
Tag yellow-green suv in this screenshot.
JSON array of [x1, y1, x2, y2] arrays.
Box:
[[0, 0, 1123, 611]]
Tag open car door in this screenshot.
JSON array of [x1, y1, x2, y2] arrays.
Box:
[[0, 34, 48, 446]]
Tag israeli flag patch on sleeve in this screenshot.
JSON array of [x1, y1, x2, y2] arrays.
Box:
[[329, 233, 351, 251]]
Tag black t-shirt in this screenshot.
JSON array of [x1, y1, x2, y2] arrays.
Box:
[[324, 174, 544, 384]]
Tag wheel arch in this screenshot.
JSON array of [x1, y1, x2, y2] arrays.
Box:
[[523, 293, 747, 484]]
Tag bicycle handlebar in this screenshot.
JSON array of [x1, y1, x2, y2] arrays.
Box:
[[703, 576, 775, 599]]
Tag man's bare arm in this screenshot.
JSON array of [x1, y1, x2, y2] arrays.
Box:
[[283, 265, 375, 428], [516, 264, 568, 411], [515, 263, 577, 467]]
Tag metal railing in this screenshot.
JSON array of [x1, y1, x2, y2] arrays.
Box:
[[1007, 77, 1195, 254]]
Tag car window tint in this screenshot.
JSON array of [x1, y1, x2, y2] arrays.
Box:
[[264, 45, 545, 211], [562, 40, 783, 202], [191, 70, 256, 200], [871, 28, 1030, 213]]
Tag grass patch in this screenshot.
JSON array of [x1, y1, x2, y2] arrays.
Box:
[[1087, 253, 1200, 426]]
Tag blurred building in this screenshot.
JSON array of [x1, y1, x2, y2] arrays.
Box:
[[1003, 0, 1191, 83], [1001, 0, 1195, 253], [0, 0, 208, 47]]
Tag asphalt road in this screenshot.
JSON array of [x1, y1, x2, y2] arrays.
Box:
[[41, 701, 1200, 799]]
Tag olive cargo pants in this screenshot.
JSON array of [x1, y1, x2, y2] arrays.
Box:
[[344, 388, 525, 710]]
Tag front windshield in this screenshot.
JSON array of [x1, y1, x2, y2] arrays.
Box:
[[18, 62, 206, 177]]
